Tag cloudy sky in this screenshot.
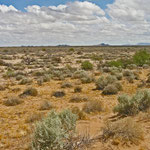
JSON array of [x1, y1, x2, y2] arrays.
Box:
[[0, 0, 149, 46]]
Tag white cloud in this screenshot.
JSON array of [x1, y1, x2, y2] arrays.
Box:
[[0, 0, 150, 46]]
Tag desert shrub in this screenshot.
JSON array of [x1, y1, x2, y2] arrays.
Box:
[[101, 117, 143, 144], [108, 59, 124, 68], [146, 75, 150, 83], [114, 89, 150, 116], [102, 84, 119, 95], [4, 69, 15, 78], [3, 97, 23, 106], [123, 69, 133, 77], [95, 76, 107, 90], [33, 71, 45, 77], [106, 75, 117, 84], [31, 109, 77, 150], [25, 112, 43, 123], [81, 61, 93, 70], [69, 48, 75, 52], [83, 100, 103, 114], [114, 82, 123, 91], [19, 78, 32, 85], [37, 78, 43, 86], [74, 86, 82, 93], [16, 75, 24, 81], [21, 87, 38, 97], [52, 91, 65, 98], [39, 101, 52, 111], [95, 75, 117, 90], [80, 74, 95, 84], [133, 50, 150, 66], [0, 85, 6, 91], [61, 82, 72, 88], [126, 75, 135, 83], [72, 70, 87, 79], [115, 73, 123, 80], [70, 95, 89, 103], [42, 74, 51, 82], [71, 107, 87, 120]]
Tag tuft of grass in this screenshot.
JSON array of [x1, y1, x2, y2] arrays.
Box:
[[3, 97, 23, 106], [83, 100, 103, 114], [101, 117, 143, 144], [52, 91, 66, 98], [21, 87, 38, 97]]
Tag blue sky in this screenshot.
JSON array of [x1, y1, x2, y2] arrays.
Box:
[[0, 0, 114, 11]]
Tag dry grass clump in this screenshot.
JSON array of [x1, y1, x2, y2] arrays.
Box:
[[101, 117, 143, 144], [71, 107, 87, 120], [25, 112, 43, 123], [3, 97, 23, 106], [83, 100, 103, 114], [39, 100, 53, 110], [61, 82, 73, 88], [52, 91, 66, 97], [74, 86, 82, 93], [21, 87, 38, 97], [19, 78, 32, 85], [70, 95, 89, 103]]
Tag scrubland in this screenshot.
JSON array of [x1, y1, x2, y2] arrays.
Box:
[[0, 46, 150, 150]]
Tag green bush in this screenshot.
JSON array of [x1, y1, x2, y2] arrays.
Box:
[[133, 50, 150, 66], [31, 109, 77, 150], [81, 61, 93, 70], [114, 89, 150, 116], [108, 60, 124, 68]]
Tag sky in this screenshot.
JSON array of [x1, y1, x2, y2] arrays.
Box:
[[0, 0, 149, 46]]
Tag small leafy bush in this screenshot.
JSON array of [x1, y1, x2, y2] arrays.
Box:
[[81, 61, 93, 70], [52, 91, 66, 98], [31, 109, 77, 150], [114, 89, 150, 116]]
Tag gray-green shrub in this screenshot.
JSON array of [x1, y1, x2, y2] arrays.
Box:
[[31, 109, 77, 150]]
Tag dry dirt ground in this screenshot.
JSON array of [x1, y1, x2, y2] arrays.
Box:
[[0, 46, 150, 150]]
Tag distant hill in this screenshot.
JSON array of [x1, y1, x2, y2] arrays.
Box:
[[137, 43, 150, 46], [97, 43, 110, 46], [57, 44, 70, 47]]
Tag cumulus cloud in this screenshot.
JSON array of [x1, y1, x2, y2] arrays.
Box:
[[0, 0, 150, 46]]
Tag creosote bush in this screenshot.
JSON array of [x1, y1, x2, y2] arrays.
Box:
[[31, 109, 77, 150], [81, 60, 93, 70], [101, 117, 143, 144], [114, 89, 150, 116]]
